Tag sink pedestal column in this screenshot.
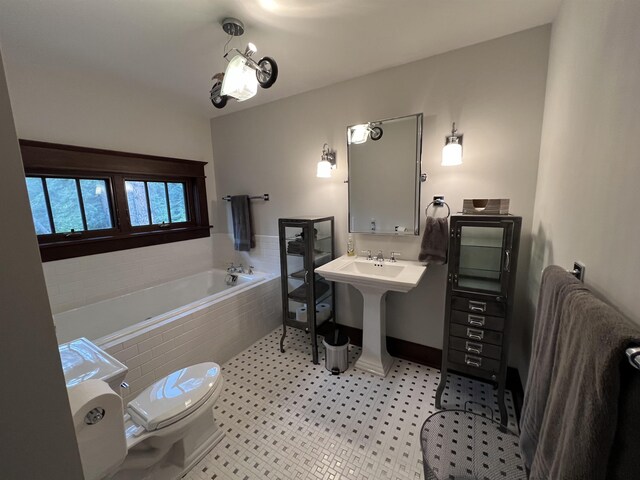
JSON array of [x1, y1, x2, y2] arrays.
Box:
[[354, 286, 393, 377]]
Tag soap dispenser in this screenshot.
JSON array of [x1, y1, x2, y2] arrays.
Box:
[[347, 234, 355, 256]]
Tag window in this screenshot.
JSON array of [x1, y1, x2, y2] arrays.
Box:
[[20, 140, 210, 261], [125, 180, 187, 226], [26, 177, 114, 235]]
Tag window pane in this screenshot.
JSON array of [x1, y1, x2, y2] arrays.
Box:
[[168, 182, 187, 222], [46, 177, 84, 233], [148, 182, 169, 224], [26, 177, 52, 235], [80, 179, 113, 230], [126, 181, 150, 226]]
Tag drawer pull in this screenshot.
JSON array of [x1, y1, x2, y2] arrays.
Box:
[[467, 314, 485, 327], [465, 341, 483, 354], [466, 328, 484, 341], [465, 354, 482, 368], [469, 300, 486, 312]]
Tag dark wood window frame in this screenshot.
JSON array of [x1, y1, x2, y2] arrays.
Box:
[[20, 140, 211, 262]]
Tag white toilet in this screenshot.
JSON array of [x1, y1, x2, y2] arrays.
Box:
[[59, 338, 225, 480]]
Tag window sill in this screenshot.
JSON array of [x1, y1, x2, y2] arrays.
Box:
[[39, 226, 212, 262]]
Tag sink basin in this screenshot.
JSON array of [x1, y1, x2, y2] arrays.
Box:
[[316, 255, 427, 377], [340, 261, 403, 278], [316, 255, 426, 293]]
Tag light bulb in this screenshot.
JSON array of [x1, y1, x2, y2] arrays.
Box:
[[442, 141, 463, 166]]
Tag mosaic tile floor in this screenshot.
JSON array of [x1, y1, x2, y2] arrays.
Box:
[[184, 327, 517, 480]]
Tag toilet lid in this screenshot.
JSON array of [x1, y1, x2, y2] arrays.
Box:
[[127, 362, 221, 431]]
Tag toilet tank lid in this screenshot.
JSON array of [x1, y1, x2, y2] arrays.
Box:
[[58, 337, 128, 388], [127, 362, 222, 431]]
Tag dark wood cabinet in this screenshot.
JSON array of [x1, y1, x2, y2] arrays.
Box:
[[278, 216, 335, 364], [435, 214, 521, 425]]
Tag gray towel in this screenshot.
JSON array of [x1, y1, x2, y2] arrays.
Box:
[[528, 286, 640, 479], [231, 195, 255, 251], [520, 266, 587, 470], [418, 216, 448, 264]]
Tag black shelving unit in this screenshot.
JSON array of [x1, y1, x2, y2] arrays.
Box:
[[278, 216, 335, 364], [435, 214, 522, 426]]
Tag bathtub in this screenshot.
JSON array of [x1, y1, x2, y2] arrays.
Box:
[[54, 268, 281, 400]]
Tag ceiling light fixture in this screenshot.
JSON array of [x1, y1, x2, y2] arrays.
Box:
[[210, 18, 279, 109], [317, 143, 336, 178], [442, 122, 463, 166]]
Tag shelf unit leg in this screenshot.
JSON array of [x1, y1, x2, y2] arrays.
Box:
[[435, 369, 447, 409], [497, 382, 508, 426], [280, 325, 286, 353]]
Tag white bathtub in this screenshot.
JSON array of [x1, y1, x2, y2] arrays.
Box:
[[54, 268, 281, 401]]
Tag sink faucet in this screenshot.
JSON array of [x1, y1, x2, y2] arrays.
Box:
[[361, 250, 373, 260], [375, 250, 384, 262]]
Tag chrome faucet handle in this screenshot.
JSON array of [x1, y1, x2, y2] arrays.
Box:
[[361, 250, 372, 260], [390, 252, 401, 262], [247, 265, 255, 274], [227, 261, 236, 272]]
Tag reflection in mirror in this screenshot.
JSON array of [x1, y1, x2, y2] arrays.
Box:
[[348, 113, 423, 235]]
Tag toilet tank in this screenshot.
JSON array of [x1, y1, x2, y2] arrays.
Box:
[[59, 337, 128, 394]]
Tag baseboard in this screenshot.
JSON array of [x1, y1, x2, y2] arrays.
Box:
[[335, 323, 524, 421]]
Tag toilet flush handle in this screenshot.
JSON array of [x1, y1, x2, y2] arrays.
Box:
[[121, 381, 129, 389]]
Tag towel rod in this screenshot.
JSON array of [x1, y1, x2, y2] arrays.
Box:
[[222, 194, 270, 202]]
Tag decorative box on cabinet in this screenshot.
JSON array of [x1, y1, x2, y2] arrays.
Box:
[[278, 216, 336, 364], [435, 214, 521, 426]]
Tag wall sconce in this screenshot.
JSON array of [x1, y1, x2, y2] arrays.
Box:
[[442, 122, 463, 166], [317, 143, 337, 178], [348, 123, 384, 144]]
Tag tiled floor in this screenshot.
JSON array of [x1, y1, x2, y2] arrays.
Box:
[[185, 327, 517, 480]]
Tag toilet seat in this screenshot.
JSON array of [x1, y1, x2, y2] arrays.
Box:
[[127, 362, 221, 431]]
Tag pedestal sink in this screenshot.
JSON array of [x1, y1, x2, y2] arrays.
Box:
[[316, 255, 427, 377]]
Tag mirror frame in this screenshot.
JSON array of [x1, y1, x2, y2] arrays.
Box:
[[347, 112, 424, 235]]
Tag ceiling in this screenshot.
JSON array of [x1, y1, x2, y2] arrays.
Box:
[[0, 0, 560, 119]]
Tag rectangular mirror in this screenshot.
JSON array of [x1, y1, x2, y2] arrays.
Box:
[[347, 113, 423, 235]]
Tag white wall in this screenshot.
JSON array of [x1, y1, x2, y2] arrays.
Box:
[[0, 46, 83, 479], [3, 57, 218, 311], [211, 26, 551, 366], [526, 1, 640, 379]]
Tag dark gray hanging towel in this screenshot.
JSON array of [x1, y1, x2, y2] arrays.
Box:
[[530, 289, 640, 479], [519, 266, 587, 471], [418, 216, 448, 264], [231, 195, 255, 251]]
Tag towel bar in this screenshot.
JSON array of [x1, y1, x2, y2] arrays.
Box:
[[222, 194, 269, 201]]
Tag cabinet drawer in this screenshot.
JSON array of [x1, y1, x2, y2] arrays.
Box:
[[448, 349, 500, 374], [451, 310, 505, 332], [450, 324, 503, 346], [451, 296, 505, 317], [449, 337, 502, 360]]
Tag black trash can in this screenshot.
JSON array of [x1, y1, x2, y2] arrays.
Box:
[[323, 330, 349, 375]]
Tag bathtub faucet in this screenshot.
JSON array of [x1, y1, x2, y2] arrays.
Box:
[[227, 262, 242, 273]]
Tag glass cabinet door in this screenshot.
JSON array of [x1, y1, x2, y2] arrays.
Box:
[[454, 224, 507, 294]]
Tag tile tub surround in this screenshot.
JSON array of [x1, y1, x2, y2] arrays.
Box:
[[105, 275, 281, 403], [185, 327, 517, 480], [43, 236, 215, 313], [212, 233, 280, 275]]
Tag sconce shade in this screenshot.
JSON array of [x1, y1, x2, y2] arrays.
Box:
[[221, 54, 258, 101], [442, 142, 462, 166], [442, 122, 463, 166], [349, 124, 369, 144], [317, 160, 332, 178]]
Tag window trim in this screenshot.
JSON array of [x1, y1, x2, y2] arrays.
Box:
[[20, 140, 211, 262]]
